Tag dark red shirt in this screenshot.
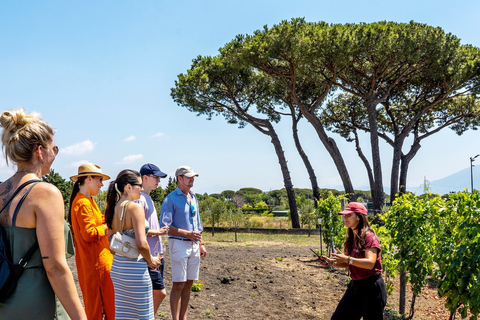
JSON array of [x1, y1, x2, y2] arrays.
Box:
[[348, 231, 382, 280]]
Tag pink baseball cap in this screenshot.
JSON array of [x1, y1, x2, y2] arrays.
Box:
[[338, 202, 368, 215]]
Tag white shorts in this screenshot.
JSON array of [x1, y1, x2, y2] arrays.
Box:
[[169, 238, 200, 282]]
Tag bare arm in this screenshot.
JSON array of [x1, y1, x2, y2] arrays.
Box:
[[129, 203, 160, 268], [146, 226, 169, 237], [331, 247, 378, 270], [35, 183, 86, 320]]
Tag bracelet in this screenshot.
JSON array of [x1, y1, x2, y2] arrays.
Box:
[[348, 256, 353, 265], [199, 242, 205, 245]]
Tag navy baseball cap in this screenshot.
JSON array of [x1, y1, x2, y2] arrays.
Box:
[[140, 163, 167, 178]]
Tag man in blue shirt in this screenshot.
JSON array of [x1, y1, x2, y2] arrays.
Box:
[[160, 165, 206, 320]]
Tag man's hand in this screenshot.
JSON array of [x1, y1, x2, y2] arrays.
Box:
[[187, 231, 202, 242], [199, 244, 207, 257]]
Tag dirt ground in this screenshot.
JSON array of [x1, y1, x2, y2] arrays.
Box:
[[68, 240, 474, 320]]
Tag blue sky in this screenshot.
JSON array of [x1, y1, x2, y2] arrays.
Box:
[[1, 0, 479, 194]]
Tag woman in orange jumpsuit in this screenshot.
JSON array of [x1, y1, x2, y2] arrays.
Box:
[[68, 163, 115, 320]]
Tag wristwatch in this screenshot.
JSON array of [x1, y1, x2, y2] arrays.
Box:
[[348, 256, 354, 265]]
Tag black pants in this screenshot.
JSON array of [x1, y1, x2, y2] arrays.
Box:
[[331, 274, 387, 320]]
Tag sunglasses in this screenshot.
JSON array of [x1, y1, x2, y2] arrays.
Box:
[[190, 204, 196, 217]]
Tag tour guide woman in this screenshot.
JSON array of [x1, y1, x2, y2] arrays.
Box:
[[320, 202, 387, 320]]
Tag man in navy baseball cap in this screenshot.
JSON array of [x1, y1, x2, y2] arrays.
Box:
[[136, 163, 169, 314], [140, 163, 167, 178]]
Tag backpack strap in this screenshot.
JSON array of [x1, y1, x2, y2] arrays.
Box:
[[0, 179, 41, 266], [0, 179, 42, 217], [11, 181, 41, 227]]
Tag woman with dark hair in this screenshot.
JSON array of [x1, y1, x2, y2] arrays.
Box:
[[320, 202, 387, 320], [68, 163, 115, 319], [105, 169, 161, 320], [0, 108, 86, 319]]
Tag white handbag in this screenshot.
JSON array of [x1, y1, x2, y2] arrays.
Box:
[[109, 201, 140, 259]]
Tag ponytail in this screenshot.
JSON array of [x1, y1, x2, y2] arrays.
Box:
[[67, 176, 87, 233], [104, 169, 141, 229]]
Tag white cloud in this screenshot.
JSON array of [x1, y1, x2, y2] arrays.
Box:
[[61, 140, 95, 155], [153, 132, 165, 138], [115, 154, 143, 165], [124, 136, 136, 142], [70, 160, 89, 168]]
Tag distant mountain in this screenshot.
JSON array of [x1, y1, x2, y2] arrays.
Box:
[[406, 166, 477, 195]]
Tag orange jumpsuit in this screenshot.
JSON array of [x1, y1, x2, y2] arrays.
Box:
[[71, 193, 115, 320]]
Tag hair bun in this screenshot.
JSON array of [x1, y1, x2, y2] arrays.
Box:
[[0, 108, 53, 165]]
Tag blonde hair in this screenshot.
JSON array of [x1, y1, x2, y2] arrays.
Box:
[[0, 108, 54, 165]]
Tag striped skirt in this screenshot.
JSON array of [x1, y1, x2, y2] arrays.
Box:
[[110, 254, 154, 320]]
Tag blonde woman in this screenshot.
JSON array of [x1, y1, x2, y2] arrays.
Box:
[[68, 163, 115, 319], [0, 109, 86, 320], [105, 169, 161, 320]]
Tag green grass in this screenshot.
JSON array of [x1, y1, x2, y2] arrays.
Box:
[[204, 309, 214, 318], [202, 232, 322, 246]]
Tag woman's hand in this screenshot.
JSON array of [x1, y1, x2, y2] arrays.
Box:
[[148, 256, 161, 269], [318, 255, 335, 266], [159, 226, 169, 236], [331, 248, 349, 265]]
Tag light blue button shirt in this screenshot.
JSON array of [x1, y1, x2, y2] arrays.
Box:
[[160, 187, 201, 240]]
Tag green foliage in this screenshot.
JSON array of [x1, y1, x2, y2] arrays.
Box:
[[209, 193, 222, 200], [315, 192, 345, 251], [236, 188, 264, 205], [385, 193, 441, 296], [150, 186, 165, 214], [384, 309, 407, 320], [150, 186, 165, 203], [260, 211, 272, 217], [221, 190, 235, 201], [435, 191, 480, 319], [93, 191, 107, 213], [298, 196, 316, 230], [204, 309, 214, 318], [383, 191, 480, 318], [224, 207, 245, 231], [191, 280, 203, 292], [371, 223, 398, 296], [164, 177, 177, 196], [42, 169, 73, 215], [172, 17, 480, 223], [199, 196, 226, 232], [254, 201, 268, 209]]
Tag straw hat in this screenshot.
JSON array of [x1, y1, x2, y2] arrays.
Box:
[[70, 163, 110, 182]]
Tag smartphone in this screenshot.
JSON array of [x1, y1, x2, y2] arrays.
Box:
[[310, 248, 328, 264]]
